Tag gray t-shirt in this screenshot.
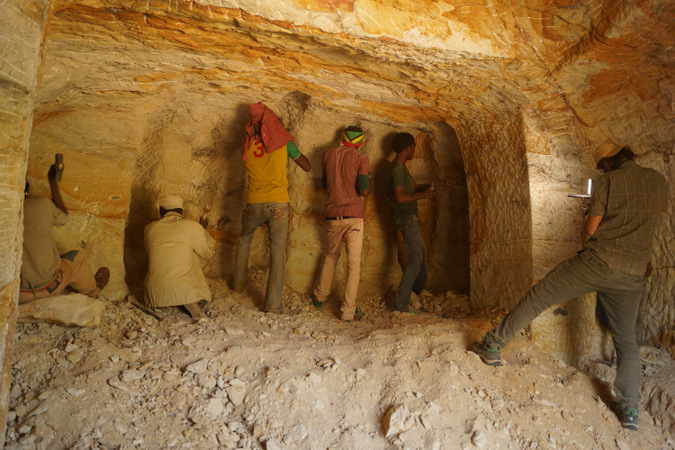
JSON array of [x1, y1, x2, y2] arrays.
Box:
[[388, 160, 418, 219], [587, 160, 667, 275]]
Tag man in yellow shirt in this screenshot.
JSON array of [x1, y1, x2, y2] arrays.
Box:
[[232, 102, 311, 313]]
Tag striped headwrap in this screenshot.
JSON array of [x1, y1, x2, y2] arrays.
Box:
[[341, 130, 364, 147]]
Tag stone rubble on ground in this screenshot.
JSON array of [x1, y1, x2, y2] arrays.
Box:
[[4, 277, 674, 449]]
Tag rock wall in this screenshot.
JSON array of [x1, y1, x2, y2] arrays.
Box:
[[459, 109, 533, 308], [120, 96, 471, 299], [7, 0, 674, 370], [0, 1, 50, 446]]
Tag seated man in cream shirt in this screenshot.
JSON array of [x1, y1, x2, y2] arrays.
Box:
[[144, 195, 215, 318]]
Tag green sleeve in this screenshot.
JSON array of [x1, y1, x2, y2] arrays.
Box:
[[357, 174, 370, 193], [286, 141, 301, 160]]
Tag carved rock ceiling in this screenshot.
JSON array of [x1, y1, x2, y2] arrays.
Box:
[[37, 0, 672, 132]]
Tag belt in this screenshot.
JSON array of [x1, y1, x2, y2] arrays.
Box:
[[20, 275, 60, 294], [326, 216, 356, 220]]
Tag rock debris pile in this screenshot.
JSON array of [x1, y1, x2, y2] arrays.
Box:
[[6, 274, 674, 449]]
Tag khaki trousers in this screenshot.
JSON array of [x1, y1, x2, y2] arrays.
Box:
[[314, 218, 364, 321], [19, 251, 100, 303], [484, 250, 644, 409]]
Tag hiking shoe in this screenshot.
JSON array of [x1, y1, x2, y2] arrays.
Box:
[[470, 341, 502, 366], [94, 267, 110, 291], [612, 403, 639, 431], [313, 299, 324, 309]]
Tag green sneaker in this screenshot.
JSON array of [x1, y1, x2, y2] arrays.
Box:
[[313, 299, 323, 309], [470, 341, 502, 366], [612, 403, 638, 431]]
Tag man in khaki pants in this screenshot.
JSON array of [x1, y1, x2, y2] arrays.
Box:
[[313, 126, 371, 321], [20, 165, 109, 303]]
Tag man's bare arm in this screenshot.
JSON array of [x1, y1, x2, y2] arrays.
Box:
[[394, 185, 433, 203], [584, 215, 602, 236], [293, 153, 311, 172], [411, 178, 432, 193]]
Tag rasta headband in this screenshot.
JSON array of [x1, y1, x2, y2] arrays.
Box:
[[342, 130, 364, 147]]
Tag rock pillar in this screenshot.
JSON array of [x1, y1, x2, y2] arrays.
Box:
[[0, 1, 49, 445]]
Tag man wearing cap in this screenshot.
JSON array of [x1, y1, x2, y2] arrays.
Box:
[[232, 102, 311, 313], [20, 164, 110, 303], [144, 195, 215, 319], [470, 143, 667, 431], [312, 126, 371, 321]]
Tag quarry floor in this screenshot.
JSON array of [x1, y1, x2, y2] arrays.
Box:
[[6, 270, 675, 449]]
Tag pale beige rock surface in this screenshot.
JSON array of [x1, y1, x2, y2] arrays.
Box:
[[5, 279, 675, 448], [0, 1, 51, 443]]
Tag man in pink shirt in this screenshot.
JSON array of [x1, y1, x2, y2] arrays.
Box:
[[313, 126, 371, 321]]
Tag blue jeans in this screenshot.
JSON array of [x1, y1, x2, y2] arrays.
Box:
[[484, 250, 645, 409], [392, 215, 427, 311], [232, 202, 289, 311]]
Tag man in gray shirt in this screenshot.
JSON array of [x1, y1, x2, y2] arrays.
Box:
[[470, 143, 667, 432]]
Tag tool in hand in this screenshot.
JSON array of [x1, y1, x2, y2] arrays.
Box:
[[55, 153, 65, 181]]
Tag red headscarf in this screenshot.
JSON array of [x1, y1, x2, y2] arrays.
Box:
[[243, 102, 294, 160]]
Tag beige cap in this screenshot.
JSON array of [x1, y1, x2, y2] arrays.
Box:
[[592, 142, 623, 166], [158, 195, 184, 210]]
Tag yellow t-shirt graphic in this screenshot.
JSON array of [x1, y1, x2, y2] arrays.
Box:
[[244, 138, 300, 204]]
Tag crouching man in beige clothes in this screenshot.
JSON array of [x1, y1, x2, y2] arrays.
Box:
[[144, 195, 215, 319], [20, 165, 110, 304]]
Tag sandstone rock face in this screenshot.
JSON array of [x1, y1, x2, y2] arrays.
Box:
[[0, 1, 51, 445], [4, 0, 674, 382]]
